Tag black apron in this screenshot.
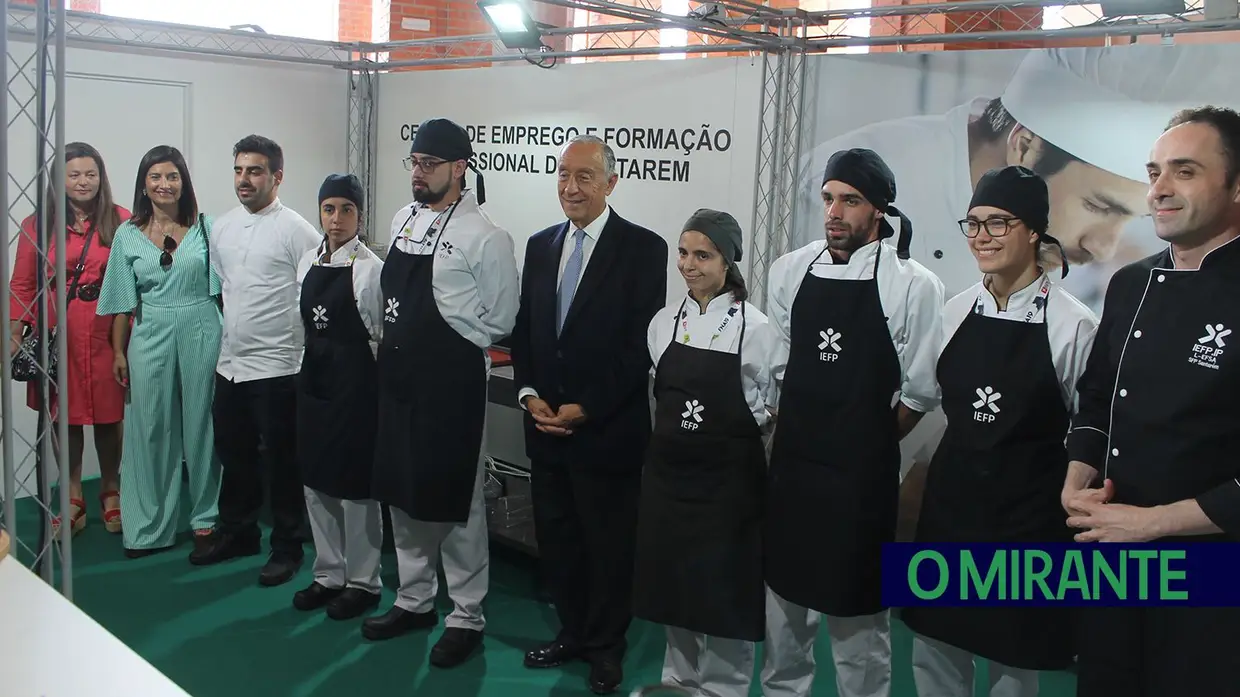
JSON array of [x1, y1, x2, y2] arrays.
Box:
[[1076, 259, 1240, 697], [765, 244, 902, 617], [632, 300, 767, 642], [295, 246, 378, 501], [371, 203, 486, 523], [901, 278, 1077, 671]]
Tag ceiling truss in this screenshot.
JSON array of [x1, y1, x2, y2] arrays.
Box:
[[7, 0, 1240, 71]]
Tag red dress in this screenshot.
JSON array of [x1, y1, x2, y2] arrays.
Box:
[[9, 207, 130, 425]]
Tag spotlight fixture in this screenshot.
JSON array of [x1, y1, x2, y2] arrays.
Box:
[[477, 0, 546, 50]]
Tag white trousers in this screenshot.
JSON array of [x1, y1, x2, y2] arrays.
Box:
[[389, 461, 489, 631], [662, 625, 756, 697], [911, 635, 1038, 697], [761, 586, 892, 697], [304, 487, 383, 593]]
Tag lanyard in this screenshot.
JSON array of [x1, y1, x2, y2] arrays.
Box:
[[397, 199, 461, 254], [316, 237, 362, 266], [974, 275, 1051, 323], [677, 296, 742, 349]]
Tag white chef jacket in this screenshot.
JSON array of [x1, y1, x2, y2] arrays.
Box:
[[939, 273, 1100, 411], [295, 236, 385, 353], [516, 205, 612, 408], [211, 197, 322, 382], [386, 190, 520, 353], [793, 98, 986, 301], [647, 292, 779, 428]]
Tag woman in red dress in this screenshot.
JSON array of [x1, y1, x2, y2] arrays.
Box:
[[8, 141, 128, 537]]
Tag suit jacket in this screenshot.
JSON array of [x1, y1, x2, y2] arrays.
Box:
[[511, 207, 668, 471]]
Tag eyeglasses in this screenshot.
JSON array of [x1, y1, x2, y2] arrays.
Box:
[[159, 235, 177, 269], [958, 217, 1022, 238], [403, 156, 449, 172]]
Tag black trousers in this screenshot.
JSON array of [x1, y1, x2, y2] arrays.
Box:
[[212, 373, 304, 556], [1076, 606, 1240, 697], [531, 458, 642, 660]]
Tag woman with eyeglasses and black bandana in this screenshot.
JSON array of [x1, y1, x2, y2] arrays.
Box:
[[901, 165, 1097, 697], [97, 145, 223, 560]]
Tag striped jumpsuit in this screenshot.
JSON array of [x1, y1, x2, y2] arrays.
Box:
[[96, 218, 223, 550]]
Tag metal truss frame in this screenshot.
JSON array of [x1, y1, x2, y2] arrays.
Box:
[[3, 0, 74, 598], [5, 0, 1240, 598]]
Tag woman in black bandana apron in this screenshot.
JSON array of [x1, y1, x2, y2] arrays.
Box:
[[631, 210, 777, 697], [291, 174, 386, 621], [903, 166, 1093, 697]]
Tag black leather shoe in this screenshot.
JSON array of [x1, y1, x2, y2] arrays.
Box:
[[325, 588, 382, 620], [361, 606, 438, 641], [188, 533, 260, 566], [524, 639, 582, 668], [429, 627, 483, 668], [588, 656, 623, 695], [293, 581, 343, 611], [259, 552, 304, 587]]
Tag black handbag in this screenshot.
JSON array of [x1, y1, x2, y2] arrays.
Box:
[[11, 225, 96, 383]]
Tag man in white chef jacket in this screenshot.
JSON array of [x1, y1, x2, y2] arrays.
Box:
[[198, 135, 322, 586], [364, 118, 520, 670], [763, 148, 945, 697], [794, 44, 1240, 516]]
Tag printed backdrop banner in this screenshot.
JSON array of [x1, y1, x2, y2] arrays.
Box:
[[791, 44, 1240, 479], [376, 57, 761, 305]]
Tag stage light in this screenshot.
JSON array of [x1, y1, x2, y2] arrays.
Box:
[[477, 0, 546, 50]]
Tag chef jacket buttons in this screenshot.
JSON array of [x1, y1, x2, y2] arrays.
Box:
[[1134, 330, 1143, 338], [1112, 448, 1120, 456], [1158, 274, 1166, 283], [1120, 388, 1128, 397]]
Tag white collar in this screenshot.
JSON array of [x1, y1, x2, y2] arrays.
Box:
[[315, 236, 362, 265], [680, 290, 739, 317], [974, 271, 1051, 320], [570, 205, 611, 240], [817, 238, 883, 267], [245, 197, 282, 218]]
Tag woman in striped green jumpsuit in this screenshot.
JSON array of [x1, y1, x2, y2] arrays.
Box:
[[96, 145, 223, 559]]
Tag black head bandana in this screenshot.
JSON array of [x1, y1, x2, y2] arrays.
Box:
[[683, 208, 743, 263], [410, 118, 486, 205], [969, 165, 1068, 278], [318, 173, 364, 211], [821, 148, 912, 259]]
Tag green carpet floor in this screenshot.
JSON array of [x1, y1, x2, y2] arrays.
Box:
[[12, 478, 1078, 696]]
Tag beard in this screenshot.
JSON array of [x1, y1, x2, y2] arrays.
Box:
[[824, 221, 874, 255], [412, 179, 448, 205]]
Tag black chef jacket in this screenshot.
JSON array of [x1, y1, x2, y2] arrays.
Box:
[[1067, 235, 1240, 539]]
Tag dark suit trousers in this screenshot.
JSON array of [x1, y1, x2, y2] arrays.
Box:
[[212, 373, 305, 556], [531, 457, 642, 660]]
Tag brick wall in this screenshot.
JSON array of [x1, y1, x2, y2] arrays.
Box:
[[340, 0, 373, 42]]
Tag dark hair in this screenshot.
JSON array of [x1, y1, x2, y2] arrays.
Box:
[[1166, 105, 1240, 186], [45, 141, 122, 247], [969, 97, 1079, 179], [130, 145, 199, 228], [721, 261, 749, 303], [233, 134, 284, 174]]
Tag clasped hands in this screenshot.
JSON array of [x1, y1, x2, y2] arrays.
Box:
[[525, 397, 586, 436], [1061, 476, 1159, 543]]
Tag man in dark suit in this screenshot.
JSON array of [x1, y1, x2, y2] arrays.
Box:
[[510, 134, 668, 695]]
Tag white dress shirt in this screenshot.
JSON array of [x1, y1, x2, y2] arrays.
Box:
[[647, 292, 779, 428], [295, 236, 386, 352], [386, 190, 520, 353], [940, 273, 1100, 411], [211, 197, 322, 382], [516, 205, 612, 408], [768, 238, 946, 415]]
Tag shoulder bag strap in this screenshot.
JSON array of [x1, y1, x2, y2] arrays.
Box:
[[64, 222, 96, 311]]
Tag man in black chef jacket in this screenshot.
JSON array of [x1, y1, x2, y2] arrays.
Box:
[[510, 133, 668, 695], [366, 118, 520, 668], [1064, 105, 1240, 697], [763, 148, 946, 697]]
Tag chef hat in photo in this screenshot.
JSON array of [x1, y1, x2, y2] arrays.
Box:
[[969, 165, 1069, 278], [822, 147, 914, 259], [410, 117, 487, 204], [1000, 45, 1240, 185]]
